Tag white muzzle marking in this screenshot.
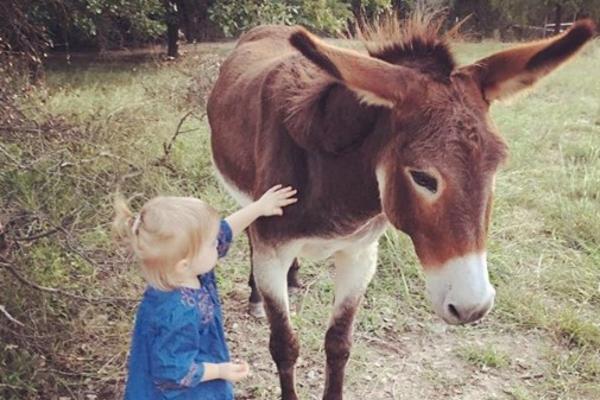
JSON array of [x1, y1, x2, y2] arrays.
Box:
[[424, 252, 495, 325]]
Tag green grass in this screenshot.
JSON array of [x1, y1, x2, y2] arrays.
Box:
[[458, 345, 511, 369], [1, 39, 599, 399]]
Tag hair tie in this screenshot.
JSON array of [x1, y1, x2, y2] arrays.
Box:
[[131, 213, 143, 235]]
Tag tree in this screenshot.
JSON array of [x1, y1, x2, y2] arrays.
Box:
[[163, 0, 179, 57], [0, 1, 51, 81]]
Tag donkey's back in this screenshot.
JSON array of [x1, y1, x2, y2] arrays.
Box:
[[207, 25, 305, 196]]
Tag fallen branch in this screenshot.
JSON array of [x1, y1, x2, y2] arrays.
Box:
[[0, 222, 6, 253], [0, 143, 23, 166], [10, 226, 61, 242], [0, 383, 24, 390], [6, 207, 80, 242], [0, 304, 24, 326], [0, 258, 136, 304], [520, 372, 545, 380], [0, 125, 43, 134], [56, 226, 98, 268]]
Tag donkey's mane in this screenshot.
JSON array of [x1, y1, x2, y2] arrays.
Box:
[[359, 13, 456, 81]]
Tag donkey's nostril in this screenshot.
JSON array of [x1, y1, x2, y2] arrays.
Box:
[[447, 303, 461, 320]]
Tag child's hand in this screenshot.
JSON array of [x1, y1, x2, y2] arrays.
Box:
[[219, 361, 250, 382], [256, 185, 298, 216]]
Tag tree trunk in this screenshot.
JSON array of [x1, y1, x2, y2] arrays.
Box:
[[554, 3, 562, 34], [167, 21, 178, 58], [164, 0, 179, 58], [175, 0, 215, 42]]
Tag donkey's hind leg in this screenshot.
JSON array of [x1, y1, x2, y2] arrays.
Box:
[[253, 245, 300, 400], [247, 231, 266, 317], [287, 258, 302, 292], [323, 241, 378, 400], [247, 231, 301, 318]]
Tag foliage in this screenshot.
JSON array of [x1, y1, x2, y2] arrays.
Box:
[[359, 0, 394, 18], [0, 1, 50, 81], [208, 0, 354, 37], [45, 0, 166, 50], [294, 0, 354, 34], [2, 0, 599, 61], [0, 0, 166, 54], [489, 0, 600, 25], [0, 51, 223, 398]]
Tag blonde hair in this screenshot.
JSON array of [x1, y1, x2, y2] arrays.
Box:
[[113, 195, 220, 291]]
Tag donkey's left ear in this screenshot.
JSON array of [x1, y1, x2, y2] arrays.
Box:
[[289, 26, 421, 108], [459, 19, 595, 102]]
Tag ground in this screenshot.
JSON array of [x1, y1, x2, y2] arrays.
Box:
[[0, 38, 599, 400]]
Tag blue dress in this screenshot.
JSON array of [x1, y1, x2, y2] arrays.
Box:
[[125, 220, 235, 400]]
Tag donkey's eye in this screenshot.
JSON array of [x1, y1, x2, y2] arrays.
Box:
[[409, 170, 438, 193]]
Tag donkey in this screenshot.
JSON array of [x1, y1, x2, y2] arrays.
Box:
[[208, 17, 594, 400]]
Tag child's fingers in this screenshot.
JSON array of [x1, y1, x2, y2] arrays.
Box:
[[279, 198, 298, 206], [237, 361, 250, 373], [267, 184, 283, 193], [231, 363, 250, 379], [232, 364, 244, 372], [273, 186, 295, 194], [275, 190, 297, 201]]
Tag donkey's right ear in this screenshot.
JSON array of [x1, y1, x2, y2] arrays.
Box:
[[290, 27, 420, 108], [458, 19, 595, 103]]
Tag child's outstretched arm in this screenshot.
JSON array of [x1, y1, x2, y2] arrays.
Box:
[[225, 184, 297, 238]]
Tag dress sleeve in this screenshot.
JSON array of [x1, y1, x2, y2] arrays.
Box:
[[150, 306, 210, 397], [216, 219, 233, 258]]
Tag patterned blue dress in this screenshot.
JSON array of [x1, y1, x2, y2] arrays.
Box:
[[125, 220, 235, 400]]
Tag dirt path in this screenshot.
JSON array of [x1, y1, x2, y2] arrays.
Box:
[[223, 280, 550, 400]]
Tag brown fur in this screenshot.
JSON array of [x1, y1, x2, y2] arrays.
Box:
[[263, 295, 300, 400], [359, 12, 457, 81], [324, 299, 360, 400], [246, 232, 301, 306], [208, 17, 594, 399], [459, 19, 595, 102]]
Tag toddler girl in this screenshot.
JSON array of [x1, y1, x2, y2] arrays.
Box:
[[114, 185, 297, 399]]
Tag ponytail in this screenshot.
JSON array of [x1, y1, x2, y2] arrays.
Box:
[[113, 194, 134, 243]]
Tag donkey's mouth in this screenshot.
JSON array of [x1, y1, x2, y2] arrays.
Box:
[[438, 295, 495, 325]]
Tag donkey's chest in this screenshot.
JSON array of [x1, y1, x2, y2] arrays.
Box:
[[296, 214, 388, 261]]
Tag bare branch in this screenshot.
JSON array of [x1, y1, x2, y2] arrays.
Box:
[[0, 257, 136, 304], [0, 304, 24, 326], [10, 226, 61, 242], [0, 125, 42, 134], [164, 110, 194, 157], [152, 110, 206, 172]]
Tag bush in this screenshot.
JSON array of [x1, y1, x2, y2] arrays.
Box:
[[208, 0, 354, 37]]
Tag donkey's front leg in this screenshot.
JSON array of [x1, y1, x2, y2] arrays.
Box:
[[324, 242, 378, 400], [253, 247, 300, 400]]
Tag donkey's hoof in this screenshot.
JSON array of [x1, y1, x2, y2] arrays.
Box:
[[248, 301, 266, 319]]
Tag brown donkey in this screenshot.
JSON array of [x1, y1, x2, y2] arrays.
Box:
[[208, 18, 595, 400]]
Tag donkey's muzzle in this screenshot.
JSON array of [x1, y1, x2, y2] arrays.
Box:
[[424, 252, 495, 325]]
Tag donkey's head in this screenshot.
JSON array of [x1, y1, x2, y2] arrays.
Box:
[[290, 18, 595, 324]]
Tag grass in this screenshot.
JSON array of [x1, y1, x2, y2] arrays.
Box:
[[458, 345, 511, 370], [1, 38, 599, 400]]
